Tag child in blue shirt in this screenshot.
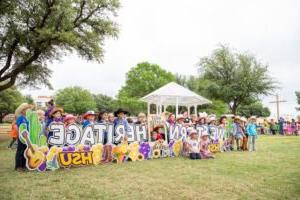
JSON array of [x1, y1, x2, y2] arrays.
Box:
[[82, 111, 96, 129], [246, 116, 257, 151]]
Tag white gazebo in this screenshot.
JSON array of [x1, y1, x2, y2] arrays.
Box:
[[140, 82, 211, 116]]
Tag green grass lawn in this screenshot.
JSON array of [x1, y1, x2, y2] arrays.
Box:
[[0, 135, 299, 200]]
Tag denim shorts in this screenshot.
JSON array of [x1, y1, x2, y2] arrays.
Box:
[[235, 134, 243, 140]]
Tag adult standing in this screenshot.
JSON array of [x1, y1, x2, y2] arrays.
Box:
[[14, 103, 32, 171]]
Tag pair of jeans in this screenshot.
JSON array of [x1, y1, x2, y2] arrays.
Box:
[[15, 138, 27, 169], [189, 153, 201, 160], [248, 135, 256, 151]]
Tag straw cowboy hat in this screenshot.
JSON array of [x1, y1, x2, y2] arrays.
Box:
[[15, 103, 33, 116], [83, 111, 96, 119], [234, 115, 241, 121], [176, 114, 185, 121], [49, 107, 64, 117], [240, 117, 247, 122], [114, 108, 129, 117], [64, 114, 76, 122], [250, 116, 257, 120]]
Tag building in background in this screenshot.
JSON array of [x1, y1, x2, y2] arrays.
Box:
[[34, 96, 53, 109]]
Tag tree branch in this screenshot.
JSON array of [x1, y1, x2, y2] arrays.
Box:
[[73, 0, 86, 25], [0, 38, 19, 76]]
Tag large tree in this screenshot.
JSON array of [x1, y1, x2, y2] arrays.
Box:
[[198, 45, 276, 114], [0, 0, 119, 91], [118, 62, 175, 99], [0, 87, 24, 122], [93, 94, 115, 112], [117, 62, 175, 114], [237, 102, 271, 118], [55, 86, 96, 114]]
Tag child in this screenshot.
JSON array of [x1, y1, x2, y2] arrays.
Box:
[[82, 111, 96, 129], [187, 130, 201, 160], [113, 108, 130, 138], [200, 131, 214, 159], [233, 116, 244, 151], [240, 117, 248, 151], [135, 112, 147, 125], [246, 116, 257, 152], [8, 117, 18, 148], [107, 113, 115, 123], [64, 114, 76, 127], [14, 103, 32, 171], [46, 107, 64, 148], [97, 111, 108, 123]]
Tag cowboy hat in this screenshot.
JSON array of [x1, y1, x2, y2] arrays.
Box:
[[83, 111, 96, 119], [198, 112, 208, 119], [50, 107, 64, 117], [188, 129, 198, 135], [234, 115, 241, 120], [64, 114, 76, 122], [15, 103, 33, 116], [114, 108, 129, 117], [201, 131, 209, 137], [241, 117, 247, 122], [250, 116, 257, 120], [208, 115, 216, 121], [176, 114, 185, 121]]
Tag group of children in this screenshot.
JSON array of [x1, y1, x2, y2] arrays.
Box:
[[11, 98, 260, 170], [160, 111, 259, 160]]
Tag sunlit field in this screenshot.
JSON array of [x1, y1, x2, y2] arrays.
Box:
[[0, 135, 299, 200]]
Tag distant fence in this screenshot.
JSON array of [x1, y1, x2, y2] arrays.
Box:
[[0, 124, 11, 135]]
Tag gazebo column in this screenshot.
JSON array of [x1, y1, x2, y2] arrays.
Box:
[[194, 104, 197, 114], [159, 104, 162, 114], [188, 106, 190, 116], [176, 97, 179, 117], [147, 103, 150, 116]]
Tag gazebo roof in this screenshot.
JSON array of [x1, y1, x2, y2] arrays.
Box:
[[140, 82, 211, 106]]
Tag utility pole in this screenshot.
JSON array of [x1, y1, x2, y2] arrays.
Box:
[[269, 94, 287, 120]]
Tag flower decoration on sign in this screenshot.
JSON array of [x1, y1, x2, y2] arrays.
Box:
[[128, 142, 140, 162], [173, 140, 183, 157], [152, 149, 161, 159], [91, 144, 103, 165], [139, 142, 151, 160], [137, 153, 144, 161]]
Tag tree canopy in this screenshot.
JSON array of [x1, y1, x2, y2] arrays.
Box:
[[118, 62, 175, 99], [0, 87, 24, 121], [296, 91, 300, 111], [237, 102, 271, 118], [93, 94, 115, 112], [55, 86, 96, 114], [0, 0, 120, 91], [198, 45, 277, 114]]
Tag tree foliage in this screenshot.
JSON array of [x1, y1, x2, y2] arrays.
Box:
[[117, 62, 175, 115], [237, 102, 271, 118], [93, 94, 115, 112], [0, 87, 24, 121], [296, 91, 300, 111], [198, 45, 277, 114], [55, 86, 96, 114], [118, 62, 175, 99], [0, 0, 120, 91]]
